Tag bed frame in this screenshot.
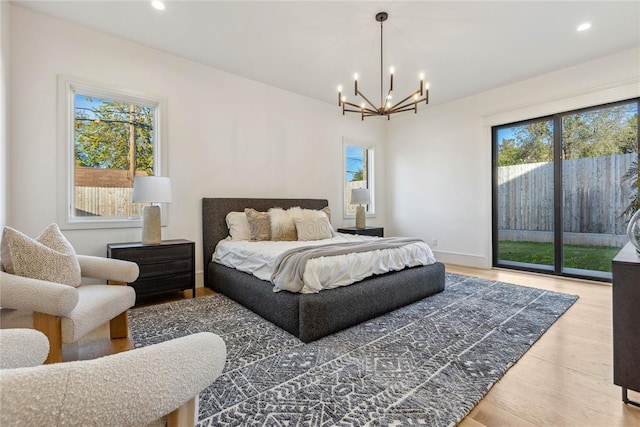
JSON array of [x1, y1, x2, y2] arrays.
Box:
[[202, 197, 445, 342]]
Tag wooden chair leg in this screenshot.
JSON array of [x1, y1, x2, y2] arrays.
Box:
[[167, 397, 196, 427], [110, 311, 129, 339], [33, 312, 62, 364]]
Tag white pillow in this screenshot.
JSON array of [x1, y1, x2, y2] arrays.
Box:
[[1, 224, 81, 287], [225, 212, 251, 241], [295, 217, 333, 241]]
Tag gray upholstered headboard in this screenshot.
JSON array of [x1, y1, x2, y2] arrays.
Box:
[[201, 197, 329, 284]]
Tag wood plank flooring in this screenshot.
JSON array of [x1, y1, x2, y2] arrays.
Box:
[[66, 266, 640, 426]]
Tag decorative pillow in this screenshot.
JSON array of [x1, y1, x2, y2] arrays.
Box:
[[244, 208, 271, 241], [269, 208, 298, 241], [295, 216, 333, 241], [1, 224, 81, 287], [225, 212, 251, 241], [301, 207, 331, 222]]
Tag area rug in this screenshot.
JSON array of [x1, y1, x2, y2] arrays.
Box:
[[129, 273, 578, 426]]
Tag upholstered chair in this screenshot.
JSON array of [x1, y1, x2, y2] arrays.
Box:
[[0, 254, 139, 363], [0, 329, 227, 426]]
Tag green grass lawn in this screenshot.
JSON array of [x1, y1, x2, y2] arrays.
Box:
[[498, 241, 621, 272]]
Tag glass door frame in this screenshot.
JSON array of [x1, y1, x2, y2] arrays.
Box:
[[492, 97, 640, 282]]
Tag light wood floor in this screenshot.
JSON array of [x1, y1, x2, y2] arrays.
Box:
[[66, 265, 640, 426]]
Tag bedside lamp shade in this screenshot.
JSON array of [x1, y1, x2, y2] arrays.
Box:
[[132, 176, 172, 204], [133, 176, 172, 245], [351, 188, 370, 229]]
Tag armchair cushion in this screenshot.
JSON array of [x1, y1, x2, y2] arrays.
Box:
[[1, 224, 81, 287], [62, 284, 135, 343]]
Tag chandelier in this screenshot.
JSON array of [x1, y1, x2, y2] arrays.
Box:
[[338, 12, 429, 120]]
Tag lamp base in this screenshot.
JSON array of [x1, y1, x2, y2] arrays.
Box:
[[355, 205, 366, 229], [142, 205, 162, 245]]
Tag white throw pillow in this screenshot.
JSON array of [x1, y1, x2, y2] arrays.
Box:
[[1, 224, 82, 287], [225, 211, 251, 241], [295, 217, 333, 241], [269, 207, 298, 241]]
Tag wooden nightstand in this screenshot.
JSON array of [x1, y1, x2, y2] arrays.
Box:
[[107, 239, 195, 302], [337, 226, 384, 237]]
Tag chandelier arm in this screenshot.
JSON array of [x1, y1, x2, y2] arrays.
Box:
[[356, 90, 381, 112], [342, 101, 378, 115], [389, 89, 421, 111], [388, 97, 427, 114], [389, 106, 421, 114], [385, 87, 393, 108]]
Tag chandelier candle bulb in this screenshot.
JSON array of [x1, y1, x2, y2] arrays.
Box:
[[337, 86, 342, 106]]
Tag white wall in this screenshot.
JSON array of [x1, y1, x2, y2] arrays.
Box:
[[8, 6, 386, 283], [0, 0, 10, 230], [9, 5, 639, 279], [387, 48, 640, 268]]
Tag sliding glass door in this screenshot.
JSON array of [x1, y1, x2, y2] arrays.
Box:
[[494, 118, 555, 271], [493, 98, 639, 281]]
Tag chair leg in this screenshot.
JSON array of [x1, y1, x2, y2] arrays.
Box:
[[110, 311, 129, 339], [33, 312, 63, 364], [167, 397, 196, 427]]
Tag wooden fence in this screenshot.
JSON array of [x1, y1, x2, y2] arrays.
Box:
[[497, 153, 637, 240], [75, 187, 144, 217]]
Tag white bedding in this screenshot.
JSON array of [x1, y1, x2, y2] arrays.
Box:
[[213, 233, 436, 294]]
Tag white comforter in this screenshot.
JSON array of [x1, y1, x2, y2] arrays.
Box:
[[213, 233, 436, 294]]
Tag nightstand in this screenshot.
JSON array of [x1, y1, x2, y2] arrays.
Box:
[[107, 239, 195, 302], [337, 226, 384, 237]]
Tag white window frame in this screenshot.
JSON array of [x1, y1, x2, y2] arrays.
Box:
[[343, 137, 376, 219], [57, 75, 168, 229]]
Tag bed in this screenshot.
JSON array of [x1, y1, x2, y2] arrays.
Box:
[[202, 197, 445, 342]]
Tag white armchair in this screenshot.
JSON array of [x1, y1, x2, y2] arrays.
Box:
[[0, 329, 227, 427], [0, 254, 139, 363]]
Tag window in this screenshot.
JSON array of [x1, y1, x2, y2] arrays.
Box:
[[343, 139, 375, 218], [492, 98, 639, 281], [58, 76, 167, 228]]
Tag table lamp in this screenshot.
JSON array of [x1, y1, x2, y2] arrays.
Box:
[[351, 188, 370, 229], [133, 176, 172, 244]]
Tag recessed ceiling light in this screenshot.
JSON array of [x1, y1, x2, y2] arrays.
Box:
[[577, 22, 591, 32], [151, 1, 165, 11]]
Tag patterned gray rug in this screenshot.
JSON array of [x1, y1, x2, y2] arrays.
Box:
[[129, 273, 578, 426]]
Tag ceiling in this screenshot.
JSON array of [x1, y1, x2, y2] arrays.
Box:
[[12, 1, 640, 108]]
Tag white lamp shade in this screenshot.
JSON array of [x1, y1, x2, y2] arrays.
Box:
[[133, 176, 172, 203], [351, 188, 370, 205]]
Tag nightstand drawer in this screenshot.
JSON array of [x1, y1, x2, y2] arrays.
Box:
[[137, 258, 192, 279], [110, 244, 193, 263], [131, 273, 194, 297]]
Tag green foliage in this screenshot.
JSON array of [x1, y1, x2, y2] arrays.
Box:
[[512, 121, 553, 163], [75, 97, 155, 175], [561, 104, 637, 159], [497, 104, 637, 166], [351, 169, 364, 181]]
